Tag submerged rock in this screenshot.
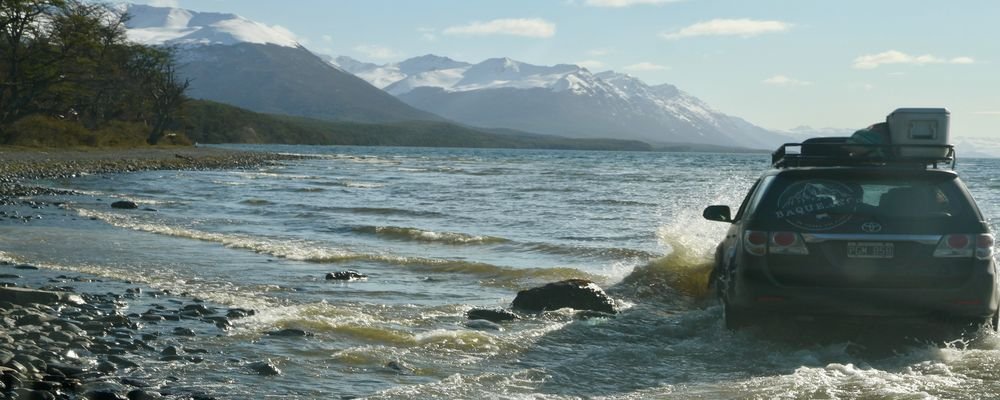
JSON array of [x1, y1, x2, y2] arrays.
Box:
[[0, 287, 83, 306], [246, 360, 281, 376], [325, 270, 367, 281], [110, 201, 138, 209], [226, 308, 255, 320], [464, 319, 503, 331], [466, 308, 519, 323], [511, 279, 617, 314], [385, 360, 413, 375], [265, 328, 312, 337]]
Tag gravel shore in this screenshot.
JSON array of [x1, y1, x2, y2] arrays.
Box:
[[0, 147, 304, 196], [0, 146, 306, 399]]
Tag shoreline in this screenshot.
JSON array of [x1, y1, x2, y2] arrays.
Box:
[[0, 146, 306, 193], [0, 146, 306, 399]]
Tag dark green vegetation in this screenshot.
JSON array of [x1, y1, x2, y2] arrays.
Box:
[[0, 0, 189, 146], [182, 100, 653, 151]]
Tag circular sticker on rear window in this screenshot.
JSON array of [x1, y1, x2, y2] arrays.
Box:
[[774, 180, 858, 230]]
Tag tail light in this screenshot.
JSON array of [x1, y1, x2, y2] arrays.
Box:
[[744, 230, 767, 256], [769, 231, 810, 255], [743, 231, 809, 256], [933, 234, 991, 258], [976, 234, 995, 260]]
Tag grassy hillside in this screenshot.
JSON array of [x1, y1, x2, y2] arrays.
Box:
[[180, 100, 653, 151]]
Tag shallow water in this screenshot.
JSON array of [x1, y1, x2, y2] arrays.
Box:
[[2, 145, 999, 399]]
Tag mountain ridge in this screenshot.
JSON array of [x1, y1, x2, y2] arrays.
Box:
[[333, 54, 795, 149], [124, 4, 441, 124]]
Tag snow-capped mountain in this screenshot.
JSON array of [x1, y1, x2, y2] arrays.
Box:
[[955, 137, 1000, 158], [125, 4, 299, 47], [334, 55, 793, 148], [123, 4, 439, 123]]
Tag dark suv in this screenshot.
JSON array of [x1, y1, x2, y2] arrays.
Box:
[[703, 140, 998, 330]]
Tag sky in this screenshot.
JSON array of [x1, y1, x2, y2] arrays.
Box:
[[133, 0, 999, 138]]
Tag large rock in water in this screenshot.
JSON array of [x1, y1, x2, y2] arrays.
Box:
[[0, 287, 85, 306], [511, 279, 616, 314], [111, 201, 138, 209]]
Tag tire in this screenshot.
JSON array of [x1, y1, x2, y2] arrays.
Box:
[[723, 301, 753, 331]]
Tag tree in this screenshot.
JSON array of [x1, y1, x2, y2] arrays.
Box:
[[0, 0, 190, 146], [0, 0, 66, 125], [124, 45, 189, 144]]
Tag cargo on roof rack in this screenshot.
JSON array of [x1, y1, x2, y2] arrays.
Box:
[[771, 139, 955, 169]]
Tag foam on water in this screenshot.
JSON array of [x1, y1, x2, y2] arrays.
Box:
[[353, 225, 511, 245], [72, 208, 602, 287], [8, 148, 1000, 399]]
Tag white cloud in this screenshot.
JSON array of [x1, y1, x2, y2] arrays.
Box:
[[354, 44, 401, 61], [576, 60, 605, 69], [321, 35, 333, 43], [443, 18, 556, 38], [584, 0, 681, 7], [623, 62, 669, 71], [762, 75, 811, 86], [852, 50, 976, 69], [661, 19, 791, 40], [147, 0, 179, 7]]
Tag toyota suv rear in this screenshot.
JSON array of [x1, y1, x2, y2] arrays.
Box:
[[703, 139, 998, 331]]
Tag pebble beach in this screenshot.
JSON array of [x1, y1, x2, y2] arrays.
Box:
[[0, 146, 305, 400]]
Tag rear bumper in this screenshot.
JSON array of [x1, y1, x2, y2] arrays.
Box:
[[729, 259, 999, 320]]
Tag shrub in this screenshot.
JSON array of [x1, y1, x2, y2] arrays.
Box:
[[92, 121, 148, 147], [3, 115, 96, 147], [160, 131, 194, 146]]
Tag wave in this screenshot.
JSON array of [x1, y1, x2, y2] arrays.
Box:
[[397, 166, 510, 176], [613, 208, 727, 302], [615, 246, 714, 302], [307, 180, 384, 189], [74, 209, 598, 287], [517, 186, 583, 193], [319, 206, 445, 218], [0, 251, 279, 310], [353, 225, 510, 245], [572, 199, 658, 207], [239, 198, 274, 206], [523, 243, 660, 260], [237, 303, 502, 353], [353, 225, 658, 261]]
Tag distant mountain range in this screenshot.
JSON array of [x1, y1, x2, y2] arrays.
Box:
[[124, 4, 438, 124], [332, 55, 796, 149], [124, 3, 806, 150]]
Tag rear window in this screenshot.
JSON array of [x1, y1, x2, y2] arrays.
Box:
[[752, 171, 979, 233]]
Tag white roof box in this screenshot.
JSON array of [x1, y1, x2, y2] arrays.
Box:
[[887, 107, 950, 157]]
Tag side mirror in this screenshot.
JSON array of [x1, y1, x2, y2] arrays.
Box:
[[703, 205, 732, 223]]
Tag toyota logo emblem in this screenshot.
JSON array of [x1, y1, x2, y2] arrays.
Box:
[[861, 222, 882, 233]]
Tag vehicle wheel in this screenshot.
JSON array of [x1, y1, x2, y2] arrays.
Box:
[[723, 302, 753, 331], [708, 268, 723, 301]]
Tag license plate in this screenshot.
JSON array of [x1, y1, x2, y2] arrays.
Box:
[[847, 242, 894, 258]]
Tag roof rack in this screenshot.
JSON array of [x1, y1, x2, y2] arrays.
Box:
[[771, 141, 956, 169]]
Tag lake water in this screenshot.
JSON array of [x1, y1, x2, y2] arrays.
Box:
[[3, 145, 1000, 399]]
